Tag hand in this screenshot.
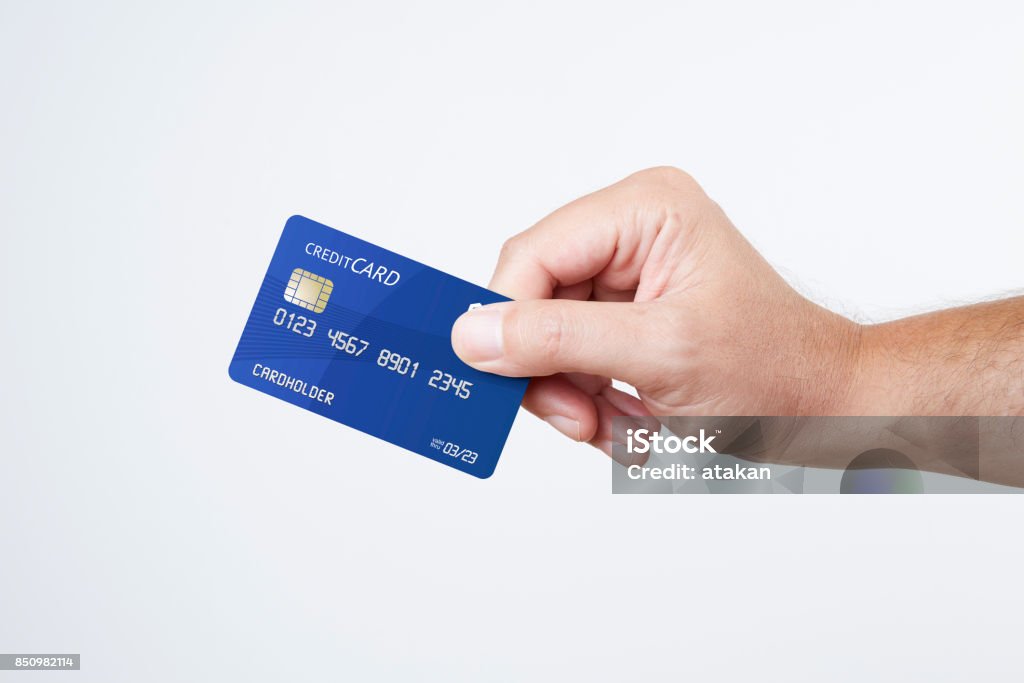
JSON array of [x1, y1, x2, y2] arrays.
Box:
[[450, 167, 862, 461]]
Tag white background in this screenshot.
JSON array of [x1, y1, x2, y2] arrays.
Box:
[[2, 2, 1022, 681]]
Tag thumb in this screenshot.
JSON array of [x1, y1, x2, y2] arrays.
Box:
[[451, 300, 665, 386]]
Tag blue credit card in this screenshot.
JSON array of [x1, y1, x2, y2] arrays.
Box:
[[229, 215, 528, 478]]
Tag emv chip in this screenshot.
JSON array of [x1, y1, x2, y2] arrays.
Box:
[[284, 268, 333, 313]]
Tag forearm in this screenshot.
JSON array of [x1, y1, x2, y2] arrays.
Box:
[[845, 297, 1024, 416]]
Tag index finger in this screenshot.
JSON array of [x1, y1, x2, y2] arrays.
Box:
[[488, 167, 705, 301]]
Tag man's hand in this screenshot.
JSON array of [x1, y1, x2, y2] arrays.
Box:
[[451, 167, 1024, 469], [450, 167, 861, 458]]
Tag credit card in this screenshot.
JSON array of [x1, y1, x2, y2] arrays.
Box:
[[229, 215, 528, 478]]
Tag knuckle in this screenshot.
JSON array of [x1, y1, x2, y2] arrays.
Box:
[[620, 167, 709, 221], [630, 166, 701, 192], [517, 305, 568, 366], [534, 308, 567, 359], [497, 233, 527, 263]]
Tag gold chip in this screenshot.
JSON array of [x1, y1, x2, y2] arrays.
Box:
[[284, 268, 333, 313]]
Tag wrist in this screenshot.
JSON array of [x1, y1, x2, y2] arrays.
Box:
[[799, 309, 867, 415], [745, 300, 866, 416], [836, 320, 900, 415]]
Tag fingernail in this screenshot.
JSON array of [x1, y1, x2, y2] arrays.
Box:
[[544, 415, 581, 441], [452, 307, 504, 362]]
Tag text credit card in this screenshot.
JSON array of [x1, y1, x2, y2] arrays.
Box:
[[229, 215, 528, 478]]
